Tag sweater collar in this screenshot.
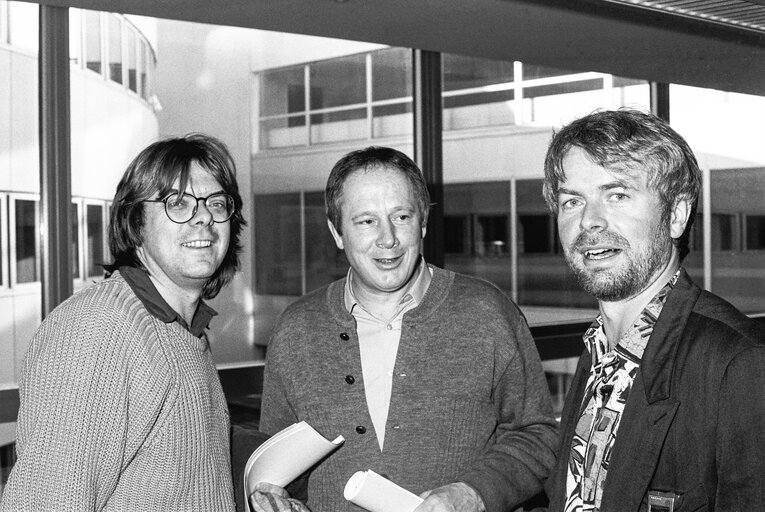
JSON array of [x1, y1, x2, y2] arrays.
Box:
[[327, 263, 454, 325], [117, 265, 216, 338]]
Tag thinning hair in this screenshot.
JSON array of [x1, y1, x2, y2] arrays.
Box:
[[542, 108, 701, 260], [108, 133, 245, 299], [325, 146, 430, 235]]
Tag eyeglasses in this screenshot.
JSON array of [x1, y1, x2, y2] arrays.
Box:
[[144, 192, 235, 224]]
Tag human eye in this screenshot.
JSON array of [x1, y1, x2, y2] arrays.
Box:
[[392, 211, 414, 223], [166, 193, 192, 211], [354, 216, 375, 226], [207, 194, 229, 212], [558, 196, 582, 211], [608, 191, 629, 203]]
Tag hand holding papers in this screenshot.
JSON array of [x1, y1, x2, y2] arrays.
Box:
[[244, 421, 344, 511], [344, 470, 424, 512]]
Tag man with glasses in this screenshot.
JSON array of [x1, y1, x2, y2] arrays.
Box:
[[1, 134, 245, 511]]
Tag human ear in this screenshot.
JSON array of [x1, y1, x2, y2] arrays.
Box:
[[327, 219, 344, 250], [670, 196, 692, 239]]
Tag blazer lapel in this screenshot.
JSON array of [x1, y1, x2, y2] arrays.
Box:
[[546, 351, 591, 509], [600, 270, 700, 510], [599, 374, 679, 510]]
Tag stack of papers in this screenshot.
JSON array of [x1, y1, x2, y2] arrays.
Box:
[[243, 421, 344, 510], [344, 469, 423, 512]]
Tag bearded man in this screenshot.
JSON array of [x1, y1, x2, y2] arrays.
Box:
[[541, 109, 765, 511]]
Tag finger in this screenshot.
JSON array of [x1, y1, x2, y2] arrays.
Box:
[[249, 491, 292, 512]]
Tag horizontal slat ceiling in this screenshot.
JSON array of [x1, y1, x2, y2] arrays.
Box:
[[605, 0, 765, 33]]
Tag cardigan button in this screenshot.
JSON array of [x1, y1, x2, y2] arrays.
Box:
[[339, 332, 350, 341], [355, 425, 367, 434], [345, 375, 355, 384]]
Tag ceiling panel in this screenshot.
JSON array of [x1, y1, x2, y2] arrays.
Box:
[[27, 0, 765, 95]]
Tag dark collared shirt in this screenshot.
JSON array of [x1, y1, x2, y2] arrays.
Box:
[[118, 265, 216, 338]]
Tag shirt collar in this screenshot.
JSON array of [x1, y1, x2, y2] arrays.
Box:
[[583, 268, 681, 367], [117, 265, 216, 338], [344, 256, 433, 313]]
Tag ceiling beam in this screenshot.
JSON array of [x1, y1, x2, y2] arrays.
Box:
[[26, 0, 765, 95]]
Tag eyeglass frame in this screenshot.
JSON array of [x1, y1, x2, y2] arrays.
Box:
[[143, 192, 236, 224]]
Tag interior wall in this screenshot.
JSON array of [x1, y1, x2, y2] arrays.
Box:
[[154, 19, 258, 363]]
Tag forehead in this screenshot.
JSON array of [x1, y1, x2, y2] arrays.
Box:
[[168, 162, 223, 191], [560, 147, 646, 189], [342, 166, 415, 196]]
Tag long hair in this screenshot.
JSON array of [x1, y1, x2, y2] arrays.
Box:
[[108, 133, 245, 299], [543, 108, 701, 260]]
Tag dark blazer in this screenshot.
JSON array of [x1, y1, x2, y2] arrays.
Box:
[[546, 269, 765, 511]]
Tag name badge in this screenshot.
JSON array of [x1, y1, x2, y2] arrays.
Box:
[[647, 490, 679, 512]]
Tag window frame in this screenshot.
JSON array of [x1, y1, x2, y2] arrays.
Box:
[[8, 193, 41, 289], [0, 193, 8, 292], [83, 199, 108, 280]]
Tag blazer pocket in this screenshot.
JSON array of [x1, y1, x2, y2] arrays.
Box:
[[645, 484, 708, 512]]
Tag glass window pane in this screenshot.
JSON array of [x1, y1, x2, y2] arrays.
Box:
[[671, 84, 765, 315], [310, 108, 366, 144], [127, 28, 137, 92], [72, 203, 80, 279], [142, 42, 154, 100], [521, 79, 606, 125], [372, 47, 411, 101], [443, 181, 512, 291], [254, 193, 302, 295], [69, 9, 82, 67], [372, 102, 412, 138], [443, 54, 513, 91], [309, 54, 366, 109], [0, 197, 4, 287], [84, 10, 101, 74], [261, 67, 305, 117], [108, 14, 122, 84], [305, 191, 347, 292], [746, 215, 765, 250], [522, 63, 573, 81], [443, 89, 515, 130], [260, 116, 307, 149], [86, 204, 104, 278], [515, 179, 597, 313], [8, 1, 38, 53], [15, 199, 39, 284]]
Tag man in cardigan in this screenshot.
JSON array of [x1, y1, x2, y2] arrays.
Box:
[[254, 146, 557, 512], [2, 134, 245, 511], [542, 109, 765, 511]]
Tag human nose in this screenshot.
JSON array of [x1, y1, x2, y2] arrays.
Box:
[[190, 197, 214, 225], [580, 200, 607, 232], [375, 219, 399, 248]]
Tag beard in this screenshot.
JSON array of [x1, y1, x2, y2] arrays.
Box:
[[564, 216, 673, 302]]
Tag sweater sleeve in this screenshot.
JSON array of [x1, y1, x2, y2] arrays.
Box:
[[1, 288, 171, 511], [458, 308, 558, 512], [259, 323, 300, 437]]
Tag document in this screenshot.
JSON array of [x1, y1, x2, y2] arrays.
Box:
[[243, 421, 344, 509], [344, 469, 423, 512]]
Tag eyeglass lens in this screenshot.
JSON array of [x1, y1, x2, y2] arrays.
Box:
[[165, 193, 234, 223]]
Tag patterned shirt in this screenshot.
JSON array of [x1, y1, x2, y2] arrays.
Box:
[[564, 270, 680, 511]]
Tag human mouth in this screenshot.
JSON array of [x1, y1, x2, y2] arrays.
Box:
[[584, 247, 622, 260], [182, 240, 213, 248], [374, 255, 402, 266]]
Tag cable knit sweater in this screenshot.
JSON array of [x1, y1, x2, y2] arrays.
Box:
[[1, 271, 235, 511], [260, 266, 557, 512]]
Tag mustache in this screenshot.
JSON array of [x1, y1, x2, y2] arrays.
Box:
[[571, 230, 631, 252]]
